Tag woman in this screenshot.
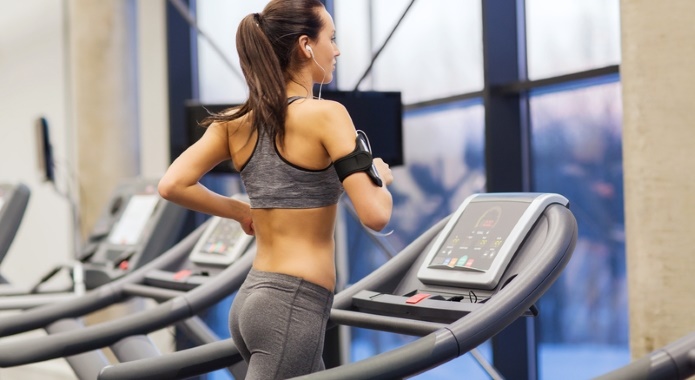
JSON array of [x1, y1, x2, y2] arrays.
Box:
[[158, 0, 393, 378]]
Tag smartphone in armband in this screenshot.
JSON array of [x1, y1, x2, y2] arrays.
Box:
[[356, 130, 383, 187]]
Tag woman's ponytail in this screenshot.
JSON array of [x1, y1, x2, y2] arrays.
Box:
[[199, 0, 325, 145], [235, 13, 286, 140]]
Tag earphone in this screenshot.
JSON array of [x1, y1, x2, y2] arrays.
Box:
[[305, 44, 326, 100]]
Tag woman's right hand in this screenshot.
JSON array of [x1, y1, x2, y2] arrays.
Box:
[[240, 216, 255, 236], [373, 158, 393, 186], [237, 202, 255, 236]]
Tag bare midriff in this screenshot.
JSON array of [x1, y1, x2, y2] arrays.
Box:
[[250, 205, 338, 292]]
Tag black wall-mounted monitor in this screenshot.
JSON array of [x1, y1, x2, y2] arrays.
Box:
[[320, 90, 403, 167], [183, 101, 239, 174], [182, 91, 403, 174]]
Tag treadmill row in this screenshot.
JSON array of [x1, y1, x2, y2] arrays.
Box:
[[0, 184, 692, 380]]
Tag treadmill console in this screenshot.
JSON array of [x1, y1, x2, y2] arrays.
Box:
[[417, 193, 568, 290], [106, 194, 160, 247], [351, 192, 571, 324], [189, 216, 254, 267], [81, 178, 187, 289]]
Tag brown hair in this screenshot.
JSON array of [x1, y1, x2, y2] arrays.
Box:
[[201, 0, 325, 144]]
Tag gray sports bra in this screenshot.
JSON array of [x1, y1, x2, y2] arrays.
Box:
[[239, 97, 344, 209]]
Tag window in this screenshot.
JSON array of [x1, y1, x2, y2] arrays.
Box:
[[334, 0, 483, 103], [530, 77, 629, 378], [526, 0, 621, 79]]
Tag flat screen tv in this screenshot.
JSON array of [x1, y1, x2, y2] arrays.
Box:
[[320, 90, 403, 167], [184, 101, 239, 173]]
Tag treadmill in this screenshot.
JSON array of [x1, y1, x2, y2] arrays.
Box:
[[0, 177, 187, 310], [97, 192, 579, 380], [0, 182, 31, 277], [0, 198, 257, 380], [594, 332, 695, 380]]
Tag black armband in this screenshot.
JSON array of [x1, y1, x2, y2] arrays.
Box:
[[334, 132, 383, 187]]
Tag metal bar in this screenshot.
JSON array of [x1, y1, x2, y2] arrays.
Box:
[[353, 0, 417, 91], [470, 347, 505, 380], [493, 65, 620, 95], [168, 0, 244, 84]]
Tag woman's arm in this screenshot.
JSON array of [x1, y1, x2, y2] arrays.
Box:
[[319, 101, 393, 232], [158, 122, 254, 235]]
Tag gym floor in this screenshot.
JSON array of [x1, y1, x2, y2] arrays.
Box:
[[0, 330, 75, 380]]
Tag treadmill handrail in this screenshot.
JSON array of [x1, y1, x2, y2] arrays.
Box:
[[0, 183, 30, 264], [121, 283, 187, 302], [593, 331, 695, 380], [0, 221, 208, 337], [99, 338, 243, 380], [0, 239, 255, 367]]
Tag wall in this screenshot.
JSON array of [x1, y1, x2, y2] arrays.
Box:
[[0, 1, 74, 286], [0, 0, 170, 288], [621, 0, 695, 358]]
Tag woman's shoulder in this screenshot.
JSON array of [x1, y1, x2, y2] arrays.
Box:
[[210, 109, 251, 135], [291, 98, 351, 126]]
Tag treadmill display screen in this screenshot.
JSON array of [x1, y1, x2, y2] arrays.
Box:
[[107, 194, 159, 245], [427, 201, 530, 272], [190, 216, 254, 266], [199, 220, 245, 257]]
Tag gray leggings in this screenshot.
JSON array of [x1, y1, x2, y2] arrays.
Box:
[[229, 268, 334, 380]]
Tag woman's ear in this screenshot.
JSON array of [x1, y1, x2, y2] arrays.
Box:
[[298, 35, 312, 59]]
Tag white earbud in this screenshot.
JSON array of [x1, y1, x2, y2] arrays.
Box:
[[305, 44, 325, 100]]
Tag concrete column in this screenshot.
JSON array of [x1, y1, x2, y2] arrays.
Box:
[[137, 0, 170, 179], [69, 0, 140, 237], [620, 0, 695, 358]]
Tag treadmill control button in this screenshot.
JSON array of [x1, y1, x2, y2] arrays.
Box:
[[173, 269, 193, 281], [405, 293, 431, 304]]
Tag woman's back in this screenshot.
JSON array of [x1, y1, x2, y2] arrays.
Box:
[[227, 98, 345, 291]]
